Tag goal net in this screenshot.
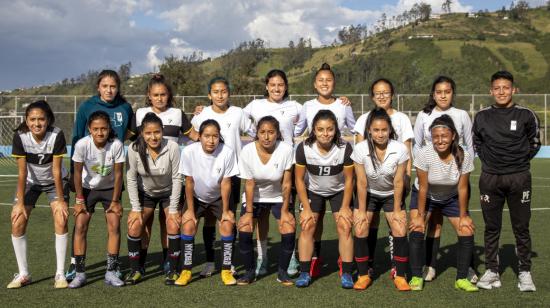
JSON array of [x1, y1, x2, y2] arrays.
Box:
[[0, 116, 24, 177]]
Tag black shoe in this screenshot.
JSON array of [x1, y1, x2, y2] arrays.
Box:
[[237, 270, 256, 286], [165, 271, 179, 286], [277, 268, 294, 286]]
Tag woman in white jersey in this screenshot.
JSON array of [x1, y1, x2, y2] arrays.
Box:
[[294, 63, 356, 278], [8, 100, 70, 289], [131, 74, 197, 275], [236, 116, 295, 285], [294, 110, 354, 289], [354, 78, 414, 279], [125, 113, 183, 286], [176, 119, 239, 286], [412, 76, 475, 282], [68, 111, 125, 289], [351, 108, 411, 291], [408, 115, 477, 292]]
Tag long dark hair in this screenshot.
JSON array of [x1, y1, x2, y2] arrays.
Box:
[[369, 78, 395, 105], [429, 114, 464, 171], [364, 108, 397, 170], [305, 110, 344, 147], [96, 69, 126, 102], [132, 112, 163, 174], [254, 116, 283, 142], [16, 100, 55, 133], [88, 110, 116, 142], [423, 76, 456, 114], [264, 69, 289, 100], [146, 73, 174, 108], [199, 119, 225, 144]]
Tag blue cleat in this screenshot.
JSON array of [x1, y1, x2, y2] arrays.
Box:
[[295, 272, 312, 288], [341, 273, 354, 289]]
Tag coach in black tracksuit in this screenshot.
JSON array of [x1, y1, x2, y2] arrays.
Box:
[[473, 71, 540, 291]]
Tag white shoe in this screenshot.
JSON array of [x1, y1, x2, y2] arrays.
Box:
[[467, 267, 478, 284], [518, 271, 536, 292], [54, 273, 68, 289], [423, 266, 436, 282], [476, 270, 501, 289], [199, 262, 216, 277], [7, 273, 31, 289]]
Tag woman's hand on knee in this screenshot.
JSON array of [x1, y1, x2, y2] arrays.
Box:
[[238, 212, 254, 233], [52, 200, 69, 223], [127, 210, 143, 232], [106, 201, 123, 218], [166, 212, 181, 232], [11, 204, 28, 225], [458, 215, 475, 236], [278, 210, 296, 234]]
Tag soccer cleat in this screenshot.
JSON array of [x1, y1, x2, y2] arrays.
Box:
[[341, 273, 354, 289], [276, 269, 294, 286], [389, 266, 397, 280], [54, 273, 68, 289], [158, 259, 170, 275], [65, 264, 76, 282], [175, 270, 192, 286], [476, 270, 501, 290], [467, 267, 478, 284], [165, 271, 179, 286], [409, 276, 424, 291], [68, 272, 86, 289], [237, 270, 256, 286], [423, 266, 436, 282], [199, 262, 216, 278], [104, 270, 124, 287], [517, 271, 536, 292], [7, 273, 31, 289], [394, 276, 411, 291], [367, 267, 375, 279], [455, 278, 479, 292], [124, 270, 143, 285], [353, 275, 372, 290], [295, 272, 312, 288], [221, 269, 237, 286], [255, 257, 268, 277], [309, 256, 323, 278], [287, 252, 299, 277]]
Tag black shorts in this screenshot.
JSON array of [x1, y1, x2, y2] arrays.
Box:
[[140, 189, 185, 211], [183, 197, 224, 220], [83, 188, 113, 213], [240, 202, 295, 220], [304, 190, 346, 213], [409, 186, 460, 217], [20, 179, 70, 207], [362, 193, 405, 212], [230, 176, 241, 210]]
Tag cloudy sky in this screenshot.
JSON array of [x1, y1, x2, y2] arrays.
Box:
[[0, 0, 545, 90]]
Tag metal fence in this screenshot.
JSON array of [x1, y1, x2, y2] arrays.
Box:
[[1, 94, 548, 145]]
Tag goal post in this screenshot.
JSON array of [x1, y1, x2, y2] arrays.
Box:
[[0, 116, 24, 177]]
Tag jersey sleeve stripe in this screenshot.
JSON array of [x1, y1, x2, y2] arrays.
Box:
[[11, 154, 26, 158], [295, 163, 306, 167]]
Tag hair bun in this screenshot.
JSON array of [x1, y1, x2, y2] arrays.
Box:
[[320, 63, 331, 70], [152, 73, 165, 81]]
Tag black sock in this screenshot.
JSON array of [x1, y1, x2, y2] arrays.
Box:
[[162, 248, 168, 262], [167, 234, 181, 272], [221, 235, 234, 270], [300, 261, 311, 273], [342, 262, 353, 275], [367, 228, 378, 267], [70, 225, 76, 263], [388, 231, 394, 267], [106, 254, 119, 272], [425, 237, 440, 268], [203, 226, 216, 263], [457, 236, 474, 280], [181, 234, 194, 270], [139, 248, 148, 269], [127, 235, 142, 271], [393, 236, 409, 277], [239, 232, 255, 272], [75, 255, 86, 273], [354, 236, 370, 276], [314, 241, 322, 258], [279, 233, 296, 272], [409, 231, 425, 277]]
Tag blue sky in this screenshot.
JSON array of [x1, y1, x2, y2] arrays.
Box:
[[0, 0, 546, 90]]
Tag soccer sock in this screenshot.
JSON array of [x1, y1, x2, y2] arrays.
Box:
[[393, 236, 409, 277], [425, 236, 440, 268], [70, 225, 75, 266], [11, 234, 29, 276], [409, 231, 425, 277], [127, 235, 141, 271], [367, 228, 378, 268], [162, 248, 168, 262], [167, 234, 181, 272], [106, 254, 119, 272], [139, 248, 148, 269], [75, 255, 86, 273], [221, 235, 234, 270], [239, 232, 255, 272], [313, 240, 322, 258], [457, 236, 475, 280], [257, 239, 268, 260], [354, 236, 370, 276], [300, 261, 311, 273], [388, 231, 395, 267], [181, 234, 195, 270], [203, 225, 216, 263], [55, 233, 68, 275], [342, 262, 353, 275], [279, 233, 296, 272]]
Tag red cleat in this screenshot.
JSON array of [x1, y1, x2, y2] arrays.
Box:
[[310, 256, 323, 278]]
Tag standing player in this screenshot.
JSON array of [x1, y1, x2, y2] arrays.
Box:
[[408, 115, 478, 292], [351, 108, 411, 291], [8, 100, 70, 289], [294, 110, 355, 289], [125, 113, 183, 285], [236, 116, 295, 285], [176, 120, 239, 286], [68, 111, 125, 288], [474, 71, 540, 292]]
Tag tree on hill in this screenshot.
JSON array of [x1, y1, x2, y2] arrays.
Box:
[[442, 0, 453, 14], [159, 52, 206, 96], [283, 37, 313, 70], [509, 1, 529, 20], [338, 24, 367, 44], [118, 62, 132, 82]]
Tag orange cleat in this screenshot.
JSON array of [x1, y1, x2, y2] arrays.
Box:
[[353, 275, 372, 290], [394, 276, 412, 291]]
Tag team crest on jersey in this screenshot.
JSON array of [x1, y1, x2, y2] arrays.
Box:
[[168, 119, 173, 124], [280, 110, 285, 116], [112, 112, 123, 127], [216, 167, 222, 174], [274, 163, 279, 169], [227, 123, 231, 128]]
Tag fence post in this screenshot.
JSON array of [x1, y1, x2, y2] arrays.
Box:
[[361, 94, 364, 114], [15, 96, 18, 116], [471, 94, 475, 122], [74, 96, 77, 124], [397, 94, 401, 111], [545, 94, 547, 146], [182, 96, 185, 111]]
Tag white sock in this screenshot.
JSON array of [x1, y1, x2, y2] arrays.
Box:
[[55, 233, 68, 275], [12, 234, 29, 276], [256, 240, 267, 260]]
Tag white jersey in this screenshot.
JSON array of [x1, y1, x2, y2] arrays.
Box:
[[191, 105, 253, 157], [414, 144, 474, 201], [354, 110, 414, 143], [413, 107, 473, 158], [72, 136, 125, 190], [351, 140, 409, 196], [179, 142, 239, 203], [243, 98, 302, 145], [238, 141, 294, 203], [133, 107, 193, 145], [294, 98, 356, 136]]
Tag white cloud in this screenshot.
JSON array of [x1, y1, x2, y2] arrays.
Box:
[[395, 0, 473, 14], [147, 45, 162, 71]]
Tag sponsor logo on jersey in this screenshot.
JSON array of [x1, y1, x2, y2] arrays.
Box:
[[480, 194, 490, 203], [521, 190, 531, 204], [510, 120, 517, 131]]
